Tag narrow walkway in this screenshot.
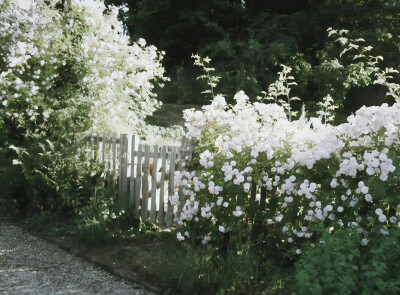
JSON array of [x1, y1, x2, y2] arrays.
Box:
[[0, 220, 154, 295]]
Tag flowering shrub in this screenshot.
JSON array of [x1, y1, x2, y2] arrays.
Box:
[[0, 0, 167, 135], [174, 90, 400, 255], [0, 0, 168, 212]]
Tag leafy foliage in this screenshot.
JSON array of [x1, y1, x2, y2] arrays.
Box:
[[113, 0, 400, 109], [294, 228, 400, 295], [74, 187, 127, 242]]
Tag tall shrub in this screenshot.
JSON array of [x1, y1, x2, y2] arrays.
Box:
[[0, 0, 167, 212]]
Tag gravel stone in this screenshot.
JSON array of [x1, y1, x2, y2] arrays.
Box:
[[0, 221, 155, 295]]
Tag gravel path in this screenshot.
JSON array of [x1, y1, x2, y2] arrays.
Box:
[[0, 220, 155, 295]]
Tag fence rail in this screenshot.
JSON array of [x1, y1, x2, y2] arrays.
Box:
[[87, 134, 192, 227]]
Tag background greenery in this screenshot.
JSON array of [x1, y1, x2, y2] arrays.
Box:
[[107, 0, 400, 119]]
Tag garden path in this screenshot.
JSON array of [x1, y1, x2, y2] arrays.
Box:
[[0, 220, 154, 295]]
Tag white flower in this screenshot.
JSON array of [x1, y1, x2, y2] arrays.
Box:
[[360, 186, 369, 194], [43, 110, 50, 118], [202, 236, 211, 244], [361, 238, 368, 246], [218, 225, 226, 233], [233, 90, 249, 105], [212, 95, 226, 107], [378, 214, 387, 223], [232, 206, 243, 217], [296, 249, 301, 255], [243, 182, 250, 192], [375, 208, 383, 215], [337, 206, 344, 213], [380, 229, 389, 235], [177, 232, 185, 241], [330, 178, 339, 188], [284, 196, 293, 203]]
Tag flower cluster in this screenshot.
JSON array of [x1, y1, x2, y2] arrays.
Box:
[[0, 0, 167, 136], [174, 91, 400, 254]]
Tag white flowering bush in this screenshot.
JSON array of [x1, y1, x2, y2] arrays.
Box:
[[174, 90, 400, 255], [0, 0, 167, 135], [0, 0, 168, 212]]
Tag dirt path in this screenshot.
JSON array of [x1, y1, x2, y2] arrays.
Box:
[[0, 220, 154, 295]]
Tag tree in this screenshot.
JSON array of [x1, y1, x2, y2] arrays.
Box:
[[109, 0, 400, 108]]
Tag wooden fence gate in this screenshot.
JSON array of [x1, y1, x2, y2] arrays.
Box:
[[88, 134, 192, 227]]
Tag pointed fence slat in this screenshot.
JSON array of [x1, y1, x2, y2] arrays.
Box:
[[122, 135, 129, 208], [104, 134, 113, 195], [149, 144, 159, 223], [118, 134, 129, 209], [165, 147, 177, 227], [112, 133, 117, 193], [141, 145, 150, 220], [157, 146, 167, 225], [101, 135, 106, 164], [129, 135, 136, 209], [94, 135, 99, 161], [118, 135, 123, 203], [134, 143, 143, 219]]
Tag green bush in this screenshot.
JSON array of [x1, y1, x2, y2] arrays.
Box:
[[74, 187, 126, 243], [154, 236, 261, 293], [0, 158, 29, 215], [294, 228, 400, 295]]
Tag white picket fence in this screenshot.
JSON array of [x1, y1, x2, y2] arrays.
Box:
[[87, 134, 192, 227]]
